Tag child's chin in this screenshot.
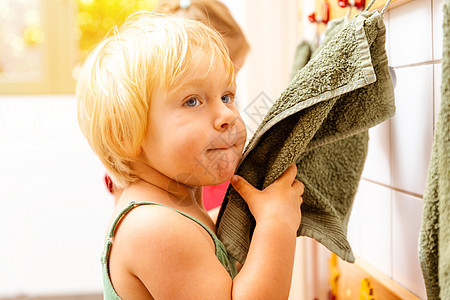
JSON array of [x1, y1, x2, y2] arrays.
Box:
[[208, 168, 236, 185]]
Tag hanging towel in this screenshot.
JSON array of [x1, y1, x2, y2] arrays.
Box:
[[291, 18, 348, 79], [291, 40, 316, 78], [419, 2, 450, 299], [312, 17, 348, 59], [216, 8, 395, 264]]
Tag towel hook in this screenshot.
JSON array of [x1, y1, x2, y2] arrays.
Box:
[[338, 0, 366, 11], [308, 0, 330, 24], [363, 0, 392, 15]]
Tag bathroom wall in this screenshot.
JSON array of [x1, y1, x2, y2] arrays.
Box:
[[288, 0, 444, 298], [345, 0, 444, 298]]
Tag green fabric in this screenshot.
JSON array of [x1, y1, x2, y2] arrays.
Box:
[[419, 2, 450, 299], [291, 40, 316, 79], [101, 201, 237, 300], [216, 10, 395, 265], [291, 18, 348, 80], [312, 17, 348, 59]]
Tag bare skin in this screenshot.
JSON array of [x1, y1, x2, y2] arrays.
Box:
[[107, 54, 304, 299], [109, 164, 303, 300]]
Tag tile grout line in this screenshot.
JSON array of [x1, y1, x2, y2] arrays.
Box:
[[388, 93, 394, 279], [431, 0, 437, 132], [431, 0, 435, 61], [361, 177, 423, 199], [393, 59, 442, 69], [390, 188, 394, 279], [389, 114, 394, 278], [433, 65, 436, 130]]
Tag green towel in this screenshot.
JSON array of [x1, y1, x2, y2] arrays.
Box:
[[291, 40, 316, 79], [419, 2, 450, 299], [216, 9, 395, 264], [312, 17, 348, 59], [291, 18, 348, 80]]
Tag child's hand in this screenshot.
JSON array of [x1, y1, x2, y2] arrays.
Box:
[[230, 163, 304, 231]]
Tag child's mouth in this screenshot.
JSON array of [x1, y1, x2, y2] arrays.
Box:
[[208, 144, 235, 151]]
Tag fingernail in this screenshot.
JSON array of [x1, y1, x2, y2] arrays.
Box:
[[231, 175, 238, 184]]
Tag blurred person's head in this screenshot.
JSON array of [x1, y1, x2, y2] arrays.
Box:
[[156, 0, 250, 71]]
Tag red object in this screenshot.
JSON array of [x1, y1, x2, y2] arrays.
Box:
[[203, 180, 230, 211], [308, 12, 318, 23], [308, 0, 330, 24], [104, 174, 114, 194], [337, 0, 366, 10]]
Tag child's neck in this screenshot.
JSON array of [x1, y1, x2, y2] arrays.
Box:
[[130, 162, 204, 210]]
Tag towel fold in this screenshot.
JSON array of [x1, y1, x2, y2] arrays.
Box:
[[312, 17, 348, 59], [419, 2, 450, 299], [291, 40, 316, 78], [216, 10, 395, 264], [291, 18, 348, 79]]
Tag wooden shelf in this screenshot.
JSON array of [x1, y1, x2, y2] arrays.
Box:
[[335, 255, 421, 299]]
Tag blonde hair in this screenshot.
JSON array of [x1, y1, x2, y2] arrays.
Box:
[[156, 0, 250, 67], [77, 12, 235, 188]]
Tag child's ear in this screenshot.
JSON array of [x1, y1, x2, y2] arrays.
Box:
[[136, 146, 143, 157]]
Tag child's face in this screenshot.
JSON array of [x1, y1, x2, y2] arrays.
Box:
[[141, 56, 247, 187]]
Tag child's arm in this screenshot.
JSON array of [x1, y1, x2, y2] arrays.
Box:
[[117, 164, 303, 299], [230, 163, 303, 299]]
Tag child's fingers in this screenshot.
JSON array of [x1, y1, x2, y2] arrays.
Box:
[[274, 163, 298, 186], [231, 175, 258, 200], [292, 180, 305, 204], [292, 179, 304, 193]]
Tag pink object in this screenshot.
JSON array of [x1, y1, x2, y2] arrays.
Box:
[[203, 180, 230, 211]]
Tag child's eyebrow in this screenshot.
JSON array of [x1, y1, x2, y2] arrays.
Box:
[[167, 78, 236, 97], [167, 78, 204, 96]]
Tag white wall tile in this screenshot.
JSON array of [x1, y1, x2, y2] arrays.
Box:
[[347, 180, 392, 276], [389, 0, 433, 66], [347, 184, 363, 255], [433, 0, 445, 60], [362, 120, 391, 185], [392, 191, 426, 299], [391, 65, 434, 196], [434, 63, 443, 126]]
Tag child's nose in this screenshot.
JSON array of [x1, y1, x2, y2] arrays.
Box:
[[213, 103, 237, 131]]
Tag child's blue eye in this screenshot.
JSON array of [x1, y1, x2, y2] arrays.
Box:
[[222, 94, 232, 103], [184, 97, 200, 107]]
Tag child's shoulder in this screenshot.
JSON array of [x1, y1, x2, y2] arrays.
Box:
[[108, 201, 231, 298], [109, 200, 233, 298], [114, 202, 198, 244], [111, 201, 215, 261]]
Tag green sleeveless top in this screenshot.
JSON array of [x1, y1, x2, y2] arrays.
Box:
[[101, 201, 237, 299]]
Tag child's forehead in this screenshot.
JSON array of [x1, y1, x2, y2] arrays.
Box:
[[168, 66, 235, 95], [165, 50, 235, 90]]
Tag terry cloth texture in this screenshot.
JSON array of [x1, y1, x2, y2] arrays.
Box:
[[312, 17, 348, 59], [291, 40, 317, 79], [291, 18, 348, 80], [216, 10, 395, 264], [419, 2, 450, 299]]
